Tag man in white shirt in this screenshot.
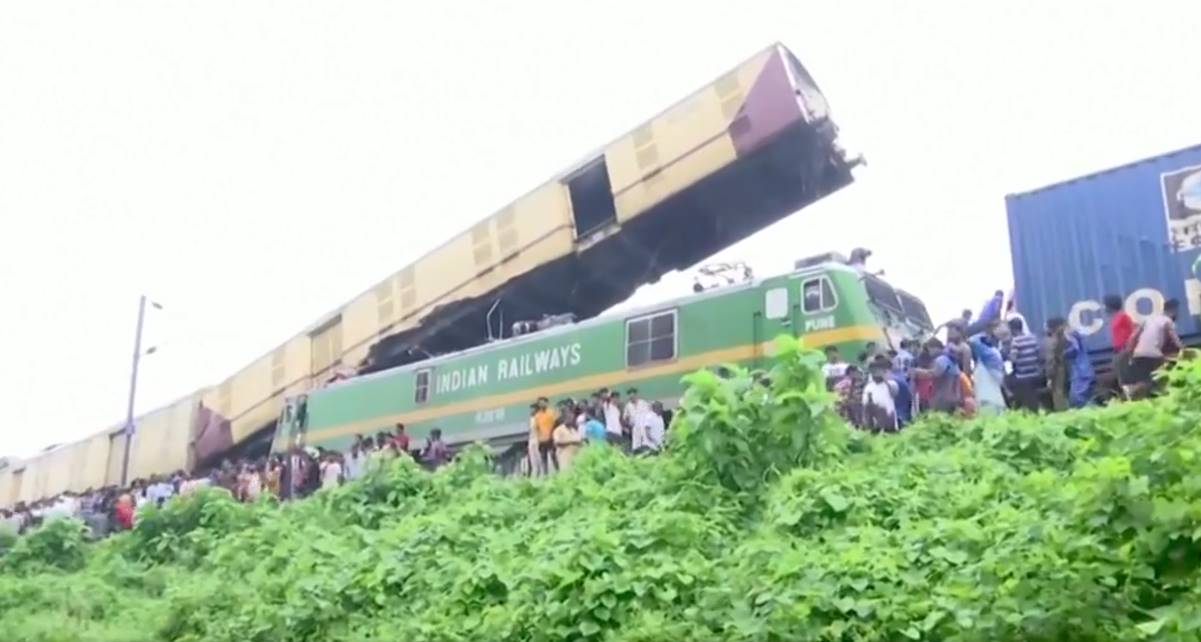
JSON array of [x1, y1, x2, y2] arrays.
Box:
[[862, 362, 899, 433], [145, 477, 174, 506], [343, 444, 367, 481], [822, 346, 850, 390], [319, 454, 343, 491], [603, 391, 625, 449], [1128, 298, 1182, 396], [42, 494, 78, 522], [643, 402, 667, 451], [624, 388, 654, 450], [622, 388, 651, 427]]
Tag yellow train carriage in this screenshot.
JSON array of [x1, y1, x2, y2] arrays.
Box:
[[0, 392, 203, 507], [206, 42, 853, 454]]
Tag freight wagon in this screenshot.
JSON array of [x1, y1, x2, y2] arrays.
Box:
[[272, 255, 934, 464], [1006, 143, 1201, 388]]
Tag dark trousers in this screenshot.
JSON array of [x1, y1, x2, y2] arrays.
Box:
[[1010, 376, 1042, 412], [538, 440, 557, 473]]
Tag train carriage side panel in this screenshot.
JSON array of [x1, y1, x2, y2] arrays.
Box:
[[607, 50, 770, 223], [69, 432, 112, 493], [104, 431, 126, 487], [225, 353, 285, 445], [127, 394, 200, 481], [17, 458, 43, 504], [0, 467, 13, 507], [43, 446, 77, 498]]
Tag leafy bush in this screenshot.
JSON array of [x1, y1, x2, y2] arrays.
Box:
[[2, 518, 90, 575], [0, 527, 16, 556], [2, 339, 1201, 641]]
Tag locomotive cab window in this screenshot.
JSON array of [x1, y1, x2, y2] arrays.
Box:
[[801, 276, 837, 313], [626, 310, 676, 368], [414, 369, 431, 404]]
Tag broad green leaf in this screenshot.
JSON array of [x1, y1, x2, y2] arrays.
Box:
[[1136, 618, 1167, 636]]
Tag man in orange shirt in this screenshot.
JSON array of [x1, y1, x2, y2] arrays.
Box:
[[533, 397, 558, 474]]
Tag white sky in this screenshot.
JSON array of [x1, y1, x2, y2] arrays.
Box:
[[2, 1, 1199, 457]]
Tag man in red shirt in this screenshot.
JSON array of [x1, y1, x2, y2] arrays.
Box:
[[393, 423, 411, 456], [1105, 294, 1135, 389]]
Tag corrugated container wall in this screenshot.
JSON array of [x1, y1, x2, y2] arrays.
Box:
[[1006, 143, 1201, 353]]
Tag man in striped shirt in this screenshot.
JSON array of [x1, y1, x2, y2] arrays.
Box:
[[1005, 317, 1043, 411]]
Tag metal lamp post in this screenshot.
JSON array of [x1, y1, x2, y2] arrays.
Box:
[[119, 295, 161, 487]]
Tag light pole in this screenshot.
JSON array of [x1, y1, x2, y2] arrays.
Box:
[[119, 295, 161, 487]]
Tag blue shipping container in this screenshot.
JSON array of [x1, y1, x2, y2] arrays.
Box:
[[1006, 143, 1201, 354]]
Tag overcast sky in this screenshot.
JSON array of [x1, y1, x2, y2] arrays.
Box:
[[2, 1, 1199, 457]]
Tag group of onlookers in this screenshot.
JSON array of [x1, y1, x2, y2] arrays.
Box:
[[823, 290, 1185, 432], [0, 423, 454, 540], [1, 470, 223, 539], [525, 387, 671, 476]]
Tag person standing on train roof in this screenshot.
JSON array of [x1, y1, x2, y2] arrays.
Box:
[[847, 247, 872, 271]]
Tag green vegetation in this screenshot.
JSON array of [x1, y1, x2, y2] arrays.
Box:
[[3, 336, 1201, 641]]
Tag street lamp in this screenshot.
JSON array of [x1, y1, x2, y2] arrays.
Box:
[[119, 295, 162, 487]]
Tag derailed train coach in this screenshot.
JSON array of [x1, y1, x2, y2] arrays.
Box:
[[1, 42, 856, 506]]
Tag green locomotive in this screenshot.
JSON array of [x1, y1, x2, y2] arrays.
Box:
[[273, 254, 932, 462]]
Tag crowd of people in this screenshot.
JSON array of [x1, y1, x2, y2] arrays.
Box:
[[0, 424, 453, 539], [1, 390, 675, 539], [3, 292, 1184, 538], [823, 290, 1185, 431], [524, 387, 671, 476]]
